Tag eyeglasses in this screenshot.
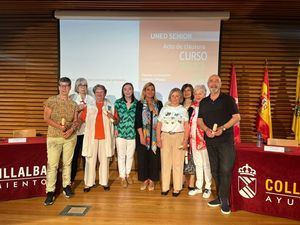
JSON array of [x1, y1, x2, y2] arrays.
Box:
[[59, 84, 70, 88]]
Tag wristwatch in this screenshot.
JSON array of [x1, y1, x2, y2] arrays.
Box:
[[222, 126, 226, 131]]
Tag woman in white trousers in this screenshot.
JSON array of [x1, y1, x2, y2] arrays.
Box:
[[188, 85, 212, 198], [81, 84, 116, 192], [114, 83, 138, 188]]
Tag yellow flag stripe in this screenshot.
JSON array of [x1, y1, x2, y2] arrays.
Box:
[[292, 65, 300, 144]]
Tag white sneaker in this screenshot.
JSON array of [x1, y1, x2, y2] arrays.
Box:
[[202, 189, 211, 199], [188, 188, 202, 196]]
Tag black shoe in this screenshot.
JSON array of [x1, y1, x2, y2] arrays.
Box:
[[161, 190, 169, 196], [83, 187, 91, 192], [208, 198, 221, 207], [44, 192, 55, 206], [220, 198, 231, 215], [103, 185, 110, 191], [63, 185, 74, 198], [172, 192, 180, 197]]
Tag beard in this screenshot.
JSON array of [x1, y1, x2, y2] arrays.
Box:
[[209, 87, 220, 94]]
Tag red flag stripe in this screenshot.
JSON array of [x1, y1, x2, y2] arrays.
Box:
[[230, 64, 241, 144]]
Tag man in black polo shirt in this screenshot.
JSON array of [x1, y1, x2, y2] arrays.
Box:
[[198, 74, 240, 215]]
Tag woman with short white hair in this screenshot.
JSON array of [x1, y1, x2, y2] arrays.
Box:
[[70, 78, 95, 184], [157, 88, 189, 197], [80, 84, 116, 192], [188, 85, 212, 198]]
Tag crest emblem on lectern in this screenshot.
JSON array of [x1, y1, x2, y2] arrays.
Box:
[[238, 164, 257, 199]]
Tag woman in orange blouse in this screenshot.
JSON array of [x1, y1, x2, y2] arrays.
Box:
[[80, 84, 117, 192]]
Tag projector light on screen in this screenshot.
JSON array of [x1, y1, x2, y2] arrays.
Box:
[[58, 12, 225, 103]]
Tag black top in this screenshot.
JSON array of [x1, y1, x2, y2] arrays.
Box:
[[187, 106, 194, 119], [198, 92, 239, 145], [135, 100, 163, 147]]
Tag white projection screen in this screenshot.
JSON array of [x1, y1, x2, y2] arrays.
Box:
[[56, 11, 229, 103]]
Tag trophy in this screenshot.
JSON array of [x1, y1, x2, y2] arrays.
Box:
[[61, 117, 66, 126], [178, 144, 190, 150], [184, 151, 188, 164], [61, 117, 67, 131], [103, 105, 114, 123], [212, 123, 218, 134]]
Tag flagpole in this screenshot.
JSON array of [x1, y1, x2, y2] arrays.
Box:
[[292, 59, 300, 144]]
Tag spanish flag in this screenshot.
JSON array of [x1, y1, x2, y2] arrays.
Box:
[[256, 64, 273, 142], [292, 64, 300, 144]]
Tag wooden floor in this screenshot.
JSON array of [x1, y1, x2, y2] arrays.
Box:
[[0, 171, 299, 225]]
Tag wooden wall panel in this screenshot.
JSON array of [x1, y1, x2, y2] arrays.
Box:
[[220, 19, 300, 142], [0, 13, 58, 137], [0, 1, 299, 142]]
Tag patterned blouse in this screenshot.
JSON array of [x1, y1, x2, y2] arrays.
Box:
[[115, 98, 137, 140], [44, 95, 78, 137], [158, 104, 189, 133]]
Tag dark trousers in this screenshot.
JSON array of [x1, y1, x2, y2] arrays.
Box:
[[137, 144, 161, 182], [206, 141, 235, 200], [71, 134, 85, 182]]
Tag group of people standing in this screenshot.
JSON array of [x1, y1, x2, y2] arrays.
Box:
[[43, 74, 240, 215]]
